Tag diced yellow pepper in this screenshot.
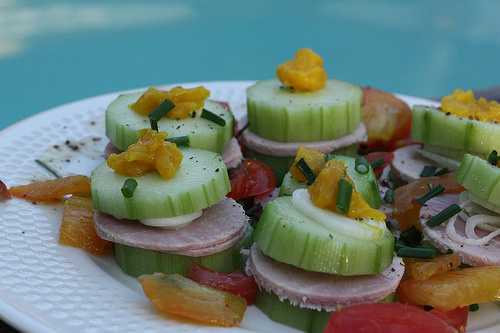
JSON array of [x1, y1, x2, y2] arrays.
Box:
[[290, 146, 326, 182], [276, 48, 328, 92]]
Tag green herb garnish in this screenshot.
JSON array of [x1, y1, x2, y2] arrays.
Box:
[[469, 303, 480, 312], [35, 159, 61, 179], [400, 226, 423, 247], [370, 158, 385, 169], [166, 136, 190, 147], [355, 156, 370, 174], [296, 158, 316, 185], [396, 246, 437, 259], [420, 165, 438, 177], [201, 109, 226, 126], [384, 189, 394, 204], [488, 150, 498, 165], [336, 178, 353, 215], [426, 204, 462, 227], [149, 99, 175, 131], [121, 178, 138, 198], [415, 185, 445, 205]]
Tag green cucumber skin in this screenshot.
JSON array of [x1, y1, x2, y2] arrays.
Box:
[[456, 154, 500, 207], [91, 148, 230, 219], [114, 224, 252, 277], [256, 291, 330, 333], [247, 80, 362, 142], [106, 93, 234, 152], [253, 197, 394, 276], [412, 105, 500, 159], [245, 144, 359, 186], [279, 155, 382, 209]]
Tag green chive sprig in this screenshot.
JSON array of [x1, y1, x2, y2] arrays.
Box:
[[420, 165, 437, 177], [35, 159, 61, 179], [336, 178, 353, 215], [166, 136, 190, 147], [415, 185, 445, 205], [384, 189, 394, 204], [426, 204, 462, 227], [488, 150, 498, 165], [296, 158, 316, 185], [396, 246, 437, 259], [400, 226, 423, 247], [121, 178, 138, 198], [469, 304, 480, 312], [370, 158, 385, 169], [149, 99, 175, 131], [201, 109, 226, 126], [355, 156, 370, 174]]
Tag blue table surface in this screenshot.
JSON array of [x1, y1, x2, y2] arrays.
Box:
[[1, 0, 500, 131]]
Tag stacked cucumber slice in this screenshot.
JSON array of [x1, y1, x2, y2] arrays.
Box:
[[91, 148, 230, 219], [243, 79, 364, 181], [412, 105, 500, 161], [106, 92, 234, 152]]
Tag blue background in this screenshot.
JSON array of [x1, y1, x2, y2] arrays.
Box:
[[1, 0, 500, 129]]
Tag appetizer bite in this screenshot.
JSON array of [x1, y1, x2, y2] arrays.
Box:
[[394, 90, 500, 181], [91, 129, 251, 276], [246, 156, 403, 332], [104, 85, 242, 168], [241, 49, 366, 181]]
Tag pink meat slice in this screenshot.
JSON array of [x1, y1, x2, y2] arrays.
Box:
[[420, 194, 500, 266], [246, 245, 404, 312], [104, 139, 242, 169], [241, 123, 367, 157], [95, 198, 248, 256]]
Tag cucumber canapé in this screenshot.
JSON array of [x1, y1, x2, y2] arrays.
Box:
[[106, 92, 234, 152], [91, 148, 230, 220], [253, 196, 393, 276], [247, 79, 362, 143]]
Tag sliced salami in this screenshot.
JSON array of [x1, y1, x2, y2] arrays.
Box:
[[420, 194, 500, 266], [240, 124, 367, 157], [246, 245, 404, 312], [95, 198, 248, 256]]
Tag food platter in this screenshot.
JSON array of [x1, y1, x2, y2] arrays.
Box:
[[0, 81, 498, 333]]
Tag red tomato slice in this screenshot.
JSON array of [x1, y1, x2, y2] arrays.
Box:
[[187, 264, 258, 305], [324, 303, 457, 333], [431, 307, 469, 333], [228, 159, 277, 200], [364, 151, 394, 177]]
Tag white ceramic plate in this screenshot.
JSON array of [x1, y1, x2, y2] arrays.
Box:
[[0, 81, 498, 333]]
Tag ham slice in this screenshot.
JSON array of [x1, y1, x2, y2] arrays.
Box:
[[420, 194, 500, 266], [241, 124, 367, 157], [246, 245, 404, 312], [104, 139, 242, 169], [95, 198, 248, 257]]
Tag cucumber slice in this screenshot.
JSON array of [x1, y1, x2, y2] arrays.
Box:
[[279, 155, 381, 209], [456, 153, 500, 209], [412, 105, 500, 159], [256, 291, 396, 333], [256, 291, 330, 333], [247, 80, 362, 142], [115, 223, 252, 277], [253, 197, 394, 275], [245, 144, 359, 185], [91, 148, 230, 219], [106, 92, 234, 152], [419, 146, 461, 170]]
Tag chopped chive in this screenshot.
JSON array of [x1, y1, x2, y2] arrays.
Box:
[[296, 158, 316, 185], [434, 168, 449, 176], [400, 226, 423, 247], [355, 156, 370, 174], [469, 304, 480, 312], [166, 136, 190, 147], [415, 185, 445, 205], [370, 158, 385, 169], [149, 99, 175, 131], [487, 150, 498, 165], [35, 159, 61, 179], [201, 109, 226, 126], [420, 165, 437, 177], [336, 178, 353, 215], [426, 204, 462, 227], [121, 178, 138, 198], [384, 189, 394, 204], [397, 246, 437, 259]]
